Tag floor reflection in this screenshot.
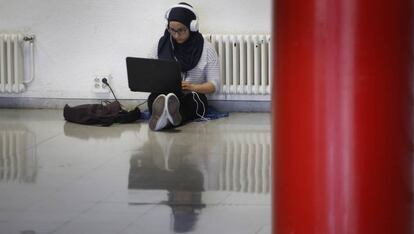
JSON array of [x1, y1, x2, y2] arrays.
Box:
[[129, 131, 206, 233], [0, 110, 271, 234], [63, 121, 141, 139], [0, 124, 37, 183], [128, 128, 270, 233], [219, 133, 270, 193]]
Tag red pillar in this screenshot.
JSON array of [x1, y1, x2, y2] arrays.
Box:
[[273, 0, 413, 233]]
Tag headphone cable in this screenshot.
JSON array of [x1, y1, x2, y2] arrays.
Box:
[[192, 91, 209, 121]]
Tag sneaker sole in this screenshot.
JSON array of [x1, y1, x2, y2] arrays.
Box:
[[149, 95, 166, 130], [167, 94, 182, 126]]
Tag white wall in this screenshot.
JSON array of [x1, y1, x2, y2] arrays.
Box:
[[0, 0, 271, 100]]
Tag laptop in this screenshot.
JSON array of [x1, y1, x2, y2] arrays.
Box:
[[126, 57, 182, 93]]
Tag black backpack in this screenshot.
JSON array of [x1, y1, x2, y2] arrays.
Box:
[[63, 101, 141, 126]]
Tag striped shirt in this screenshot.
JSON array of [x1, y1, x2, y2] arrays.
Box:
[[149, 40, 220, 94]]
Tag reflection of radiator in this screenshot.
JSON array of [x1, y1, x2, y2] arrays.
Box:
[[0, 128, 37, 183], [219, 133, 270, 193], [0, 33, 35, 93], [204, 34, 271, 95]]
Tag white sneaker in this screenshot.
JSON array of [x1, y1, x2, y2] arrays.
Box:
[[166, 93, 182, 126], [149, 94, 169, 131]]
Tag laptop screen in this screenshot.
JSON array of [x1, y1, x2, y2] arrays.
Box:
[[126, 57, 182, 93]]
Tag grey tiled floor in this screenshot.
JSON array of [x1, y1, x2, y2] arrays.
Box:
[[0, 109, 271, 234]]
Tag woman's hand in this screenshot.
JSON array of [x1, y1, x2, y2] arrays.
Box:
[[182, 81, 195, 91], [181, 81, 216, 94]]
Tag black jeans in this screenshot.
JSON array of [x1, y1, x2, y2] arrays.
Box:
[[147, 92, 208, 124]]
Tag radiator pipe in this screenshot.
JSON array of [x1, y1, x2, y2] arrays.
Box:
[[23, 34, 35, 84], [273, 0, 413, 233]]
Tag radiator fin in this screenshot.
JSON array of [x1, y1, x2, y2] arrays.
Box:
[[0, 33, 26, 93]]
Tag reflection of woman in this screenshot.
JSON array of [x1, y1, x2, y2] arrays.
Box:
[[148, 2, 220, 131], [128, 137, 205, 233], [128, 132, 204, 191]]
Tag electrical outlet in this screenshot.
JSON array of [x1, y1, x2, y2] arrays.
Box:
[[92, 74, 112, 93]]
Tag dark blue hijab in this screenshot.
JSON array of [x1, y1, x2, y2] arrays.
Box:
[[157, 29, 204, 72]]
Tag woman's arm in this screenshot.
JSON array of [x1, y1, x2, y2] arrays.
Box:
[[204, 44, 220, 94], [180, 41, 221, 94]]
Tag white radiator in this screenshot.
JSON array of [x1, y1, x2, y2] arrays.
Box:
[[0, 33, 35, 93], [218, 132, 270, 193], [0, 127, 37, 183], [205, 34, 271, 95]]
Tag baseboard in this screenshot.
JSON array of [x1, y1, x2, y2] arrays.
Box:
[[0, 97, 271, 112]]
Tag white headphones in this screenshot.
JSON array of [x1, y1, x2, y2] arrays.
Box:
[[164, 4, 199, 32]]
